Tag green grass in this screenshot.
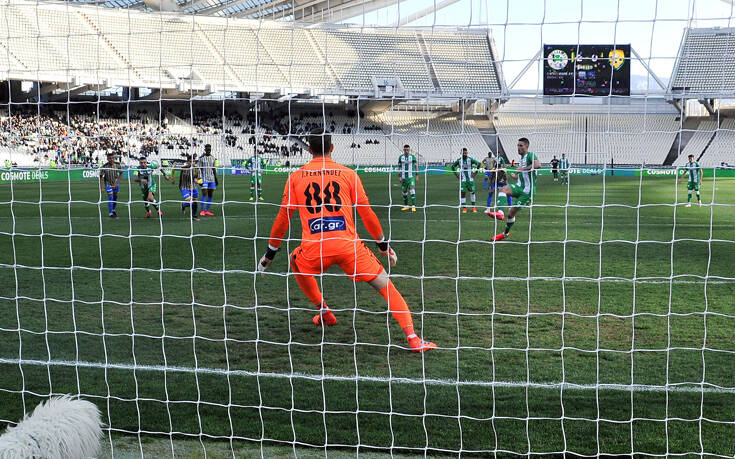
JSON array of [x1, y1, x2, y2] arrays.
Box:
[[1, 172, 735, 457]]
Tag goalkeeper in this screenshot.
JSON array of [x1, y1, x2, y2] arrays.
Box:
[[485, 137, 540, 241], [257, 129, 437, 353]]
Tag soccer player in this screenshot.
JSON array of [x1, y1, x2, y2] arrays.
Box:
[[99, 152, 122, 219], [398, 144, 418, 211], [550, 155, 560, 182], [484, 153, 512, 212], [559, 153, 569, 185], [482, 152, 494, 190], [168, 155, 200, 221], [678, 154, 702, 207], [451, 148, 481, 213], [246, 150, 267, 201], [257, 129, 436, 353], [133, 156, 162, 218], [197, 144, 218, 216], [485, 137, 540, 241]]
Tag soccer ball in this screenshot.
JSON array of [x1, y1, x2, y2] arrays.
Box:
[[197, 178, 204, 185], [150, 160, 159, 169], [161, 160, 170, 167]]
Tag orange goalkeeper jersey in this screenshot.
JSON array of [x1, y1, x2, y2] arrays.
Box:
[[268, 156, 384, 258]]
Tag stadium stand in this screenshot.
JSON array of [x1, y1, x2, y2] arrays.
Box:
[[698, 118, 735, 167], [673, 119, 718, 166], [0, 0, 503, 98], [494, 98, 680, 165], [669, 27, 735, 97]]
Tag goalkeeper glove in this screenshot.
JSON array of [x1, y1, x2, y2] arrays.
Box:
[[257, 246, 279, 273], [376, 239, 398, 267]]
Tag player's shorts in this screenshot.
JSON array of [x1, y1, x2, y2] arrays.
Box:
[[509, 184, 533, 208], [200, 180, 217, 190], [141, 183, 157, 196], [180, 188, 199, 201], [401, 177, 416, 191], [687, 182, 700, 191], [460, 180, 476, 193], [487, 180, 506, 191], [560, 170, 568, 176], [250, 175, 262, 186], [105, 185, 119, 195], [290, 241, 383, 283]]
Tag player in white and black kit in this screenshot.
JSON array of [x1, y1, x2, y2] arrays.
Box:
[[197, 144, 218, 216]]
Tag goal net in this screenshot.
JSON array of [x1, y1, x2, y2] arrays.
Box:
[[1, 0, 734, 457]]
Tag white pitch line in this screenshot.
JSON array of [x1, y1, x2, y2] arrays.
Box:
[[1, 358, 733, 394]]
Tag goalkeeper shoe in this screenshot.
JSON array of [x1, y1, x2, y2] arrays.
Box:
[[485, 209, 505, 220], [491, 232, 509, 242], [401, 206, 410, 211], [408, 335, 437, 353], [313, 308, 338, 326], [411, 206, 416, 212], [145, 211, 151, 218]]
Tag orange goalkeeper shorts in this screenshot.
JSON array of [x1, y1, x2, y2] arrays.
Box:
[[290, 241, 384, 282]]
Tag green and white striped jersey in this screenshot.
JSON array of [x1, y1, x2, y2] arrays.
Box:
[[560, 157, 570, 170], [135, 166, 156, 190], [516, 152, 539, 195], [452, 156, 481, 182], [398, 154, 417, 179], [684, 161, 701, 183], [246, 156, 267, 177]]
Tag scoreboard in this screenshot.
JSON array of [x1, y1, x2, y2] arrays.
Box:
[[543, 44, 631, 96]]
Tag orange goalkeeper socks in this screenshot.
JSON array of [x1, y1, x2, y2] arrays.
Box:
[[379, 281, 415, 338]]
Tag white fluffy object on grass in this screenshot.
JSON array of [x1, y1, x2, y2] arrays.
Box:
[[0, 395, 102, 459]]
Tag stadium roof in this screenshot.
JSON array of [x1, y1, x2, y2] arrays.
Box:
[[61, 0, 403, 21]]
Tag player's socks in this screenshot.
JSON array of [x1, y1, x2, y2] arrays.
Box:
[[192, 201, 198, 217], [486, 191, 494, 208], [504, 217, 515, 235], [250, 187, 255, 199], [687, 191, 692, 203], [402, 192, 408, 206], [410, 190, 416, 205], [696, 192, 700, 203], [291, 267, 325, 308], [470, 193, 476, 208], [112, 194, 118, 212], [378, 281, 415, 338], [107, 196, 114, 214]]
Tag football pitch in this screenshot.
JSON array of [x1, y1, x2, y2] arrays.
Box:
[[1, 172, 734, 457]]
